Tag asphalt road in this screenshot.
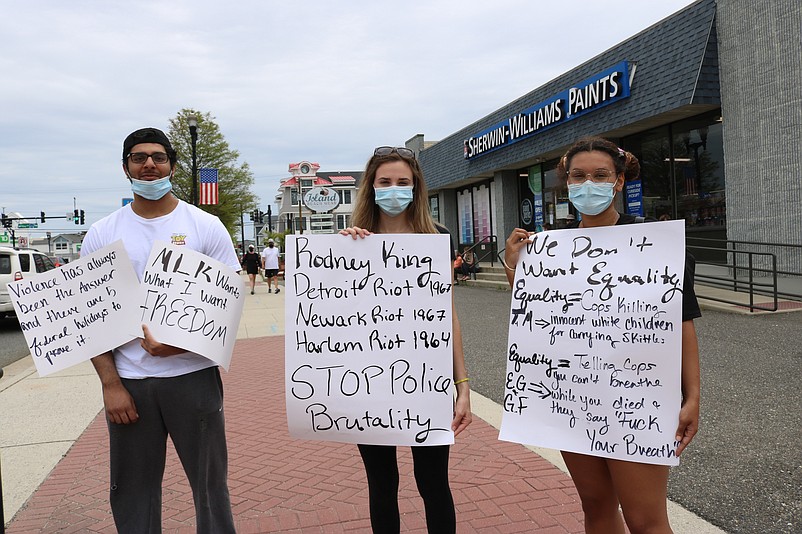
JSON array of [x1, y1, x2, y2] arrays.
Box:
[[0, 315, 28, 369], [453, 284, 802, 534]]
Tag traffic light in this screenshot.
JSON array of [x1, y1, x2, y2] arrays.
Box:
[[1, 213, 8, 229], [74, 209, 79, 225], [40, 211, 46, 223], [258, 210, 265, 224], [79, 210, 85, 225]]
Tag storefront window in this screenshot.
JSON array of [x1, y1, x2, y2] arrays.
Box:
[[671, 114, 725, 229], [457, 189, 473, 244], [429, 195, 440, 222], [623, 126, 672, 220], [517, 168, 536, 232], [542, 161, 571, 229], [623, 111, 725, 235]]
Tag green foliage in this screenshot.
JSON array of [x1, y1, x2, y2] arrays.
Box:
[[264, 230, 292, 250], [167, 109, 258, 235]]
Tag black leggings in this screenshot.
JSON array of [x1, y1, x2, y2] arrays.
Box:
[[358, 444, 455, 534]]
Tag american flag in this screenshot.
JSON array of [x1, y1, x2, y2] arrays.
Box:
[[199, 168, 219, 205]]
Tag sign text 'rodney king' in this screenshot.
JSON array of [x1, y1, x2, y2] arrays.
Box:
[[285, 234, 455, 446], [499, 221, 686, 466]]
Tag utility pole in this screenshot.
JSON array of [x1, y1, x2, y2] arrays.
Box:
[[240, 208, 245, 253]]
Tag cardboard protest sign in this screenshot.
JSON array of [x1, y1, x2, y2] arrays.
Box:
[[285, 234, 455, 446], [8, 240, 140, 376], [499, 221, 686, 466], [137, 241, 245, 370]]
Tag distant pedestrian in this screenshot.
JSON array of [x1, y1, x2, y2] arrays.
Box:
[[340, 146, 472, 533], [241, 244, 260, 294], [503, 137, 701, 534], [457, 245, 476, 281], [80, 127, 238, 534], [261, 238, 280, 293]]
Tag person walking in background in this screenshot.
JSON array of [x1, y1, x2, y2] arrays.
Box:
[[241, 244, 260, 294], [80, 127, 238, 534], [502, 137, 701, 534], [340, 146, 472, 534], [261, 238, 280, 293]]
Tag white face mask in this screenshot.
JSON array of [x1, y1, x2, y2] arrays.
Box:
[[568, 181, 615, 216], [130, 174, 173, 200], [374, 185, 414, 216]]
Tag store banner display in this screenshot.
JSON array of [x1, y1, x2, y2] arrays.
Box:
[[464, 61, 632, 159]]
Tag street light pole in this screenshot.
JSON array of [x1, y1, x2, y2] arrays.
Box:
[[188, 115, 198, 206]]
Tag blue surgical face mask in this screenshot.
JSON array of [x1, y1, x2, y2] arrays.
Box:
[[130, 174, 173, 201], [374, 185, 414, 217], [568, 181, 615, 216]]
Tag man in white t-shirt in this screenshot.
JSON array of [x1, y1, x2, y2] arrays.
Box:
[[261, 238, 281, 293], [81, 127, 238, 533]]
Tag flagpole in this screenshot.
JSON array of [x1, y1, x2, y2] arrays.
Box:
[[188, 115, 198, 206]]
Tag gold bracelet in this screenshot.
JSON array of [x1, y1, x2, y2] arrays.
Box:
[[454, 377, 470, 385], [501, 258, 516, 272]]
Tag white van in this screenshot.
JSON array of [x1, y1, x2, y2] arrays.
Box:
[[0, 247, 56, 317]]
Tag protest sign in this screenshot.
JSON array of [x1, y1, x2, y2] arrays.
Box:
[[137, 240, 245, 370], [285, 234, 454, 446], [8, 240, 140, 376], [499, 220, 686, 466]]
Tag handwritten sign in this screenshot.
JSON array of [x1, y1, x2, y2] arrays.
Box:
[[8, 240, 140, 376], [499, 221, 685, 466], [137, 241, 245, 370], [285, 234, 454, 446]]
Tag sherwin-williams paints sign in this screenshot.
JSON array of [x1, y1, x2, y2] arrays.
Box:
[[464, 61, 631, 160]]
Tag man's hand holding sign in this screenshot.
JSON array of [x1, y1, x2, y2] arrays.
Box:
[[137, 240, 245, 370]]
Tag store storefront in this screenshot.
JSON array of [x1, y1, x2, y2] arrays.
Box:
[[413, 0, 801, 273], [417, 0, 727, 253]]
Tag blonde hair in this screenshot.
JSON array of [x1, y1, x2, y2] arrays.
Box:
[[351, 152, 438, 234]]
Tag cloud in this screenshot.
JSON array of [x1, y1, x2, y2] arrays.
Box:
[[0, 0, 695, 235]]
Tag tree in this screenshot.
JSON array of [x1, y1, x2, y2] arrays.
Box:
[[167, 109, 257, 235]]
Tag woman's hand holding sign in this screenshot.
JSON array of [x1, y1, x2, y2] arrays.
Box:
[[452, 384, 472, 437]]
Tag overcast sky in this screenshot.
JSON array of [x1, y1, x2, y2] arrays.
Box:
[[1, 0, 695, 237]]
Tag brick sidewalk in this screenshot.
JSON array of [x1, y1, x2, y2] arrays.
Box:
[[7, 336, 584, 533]]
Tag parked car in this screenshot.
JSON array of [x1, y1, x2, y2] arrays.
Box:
[[0, 247, 56, 318], [48, 256, 69, 267]]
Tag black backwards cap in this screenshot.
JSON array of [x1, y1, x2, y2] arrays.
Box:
[[122, 127, 176, 163]]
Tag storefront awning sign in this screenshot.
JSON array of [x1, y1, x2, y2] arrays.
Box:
[[464, 61, 632, 159]]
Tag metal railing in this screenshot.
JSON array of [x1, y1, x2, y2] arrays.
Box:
[[460, 235, 498, 272], [687, 237, 802, 312]]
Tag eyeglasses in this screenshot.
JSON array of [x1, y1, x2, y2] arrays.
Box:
[[127, 152, 170, 164], [374, 146, 416, 159], [567, 169, 617, 183]]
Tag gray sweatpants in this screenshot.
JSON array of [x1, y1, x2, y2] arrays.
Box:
[[107, 366, 236, 533]]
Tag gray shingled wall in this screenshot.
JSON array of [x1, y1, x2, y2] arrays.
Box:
[[717, 0, 802, 272]]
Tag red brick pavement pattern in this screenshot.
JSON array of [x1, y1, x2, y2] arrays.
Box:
[[7, 337, 584, 533]]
